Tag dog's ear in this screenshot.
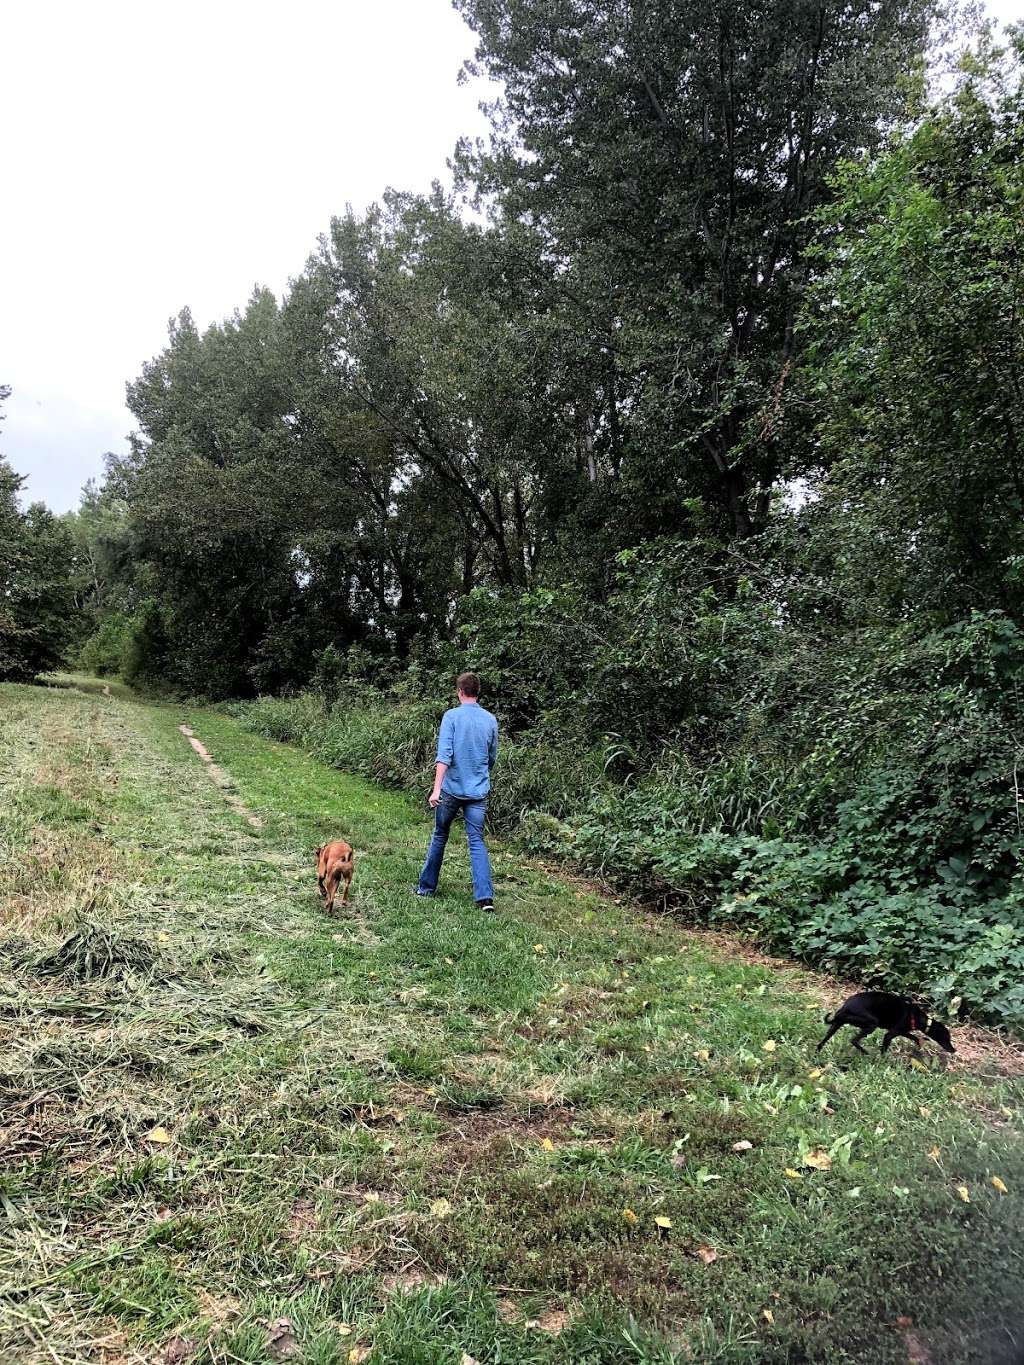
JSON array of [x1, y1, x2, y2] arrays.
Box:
[[315, 845, 323, 858]]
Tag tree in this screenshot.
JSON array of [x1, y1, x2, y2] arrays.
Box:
[[118, 293, 311, 695], [304, 191, 570, 589], [0, 386, 84, 680], [791, 28, 1024, 626], [455, 0, 940, 539]]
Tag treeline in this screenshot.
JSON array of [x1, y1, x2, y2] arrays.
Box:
[[69, 0, 954, 694], [8, 7, 1024, 1021], [0, 387, 83, 681]]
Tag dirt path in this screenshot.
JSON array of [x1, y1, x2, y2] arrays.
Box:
[[178, 723, 263, 828]]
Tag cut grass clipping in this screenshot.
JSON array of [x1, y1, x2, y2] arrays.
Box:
[[31, 921, 157, 981], [1, 679, 1023, 1365]]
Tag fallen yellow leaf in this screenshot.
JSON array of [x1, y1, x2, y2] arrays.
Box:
[[919, 1106, 931, 1118], [957, 1186, 971, 1203], [533, 943, 546, 953], [762, 1040, 777, 1053], [909, 1057, 926, 1071], [337, 1325, 352, 1337], [348, 1348, 370, 1365], [803, 1149, 832, 1171], [540, 1137, 555, 1152], [732, 1140, 754, 1152], [808, 1067, 823, 1080], [430, 1198, 452, 1218], [146, 1125, 172, 1145], [654, 1215, 673, 1230], [927, 1146, 941, 1163], [991, 1176, 1008, 1195], [157, 932, 170, 944], [622, 1208, 639, 1225], [763, 1308, 775, 1325], [694, 1048, 710, 1061], [694, 1244, 718, 1264], [784, 1168, 803, 1180]]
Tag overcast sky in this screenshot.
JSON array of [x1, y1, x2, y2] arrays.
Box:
[[0, 0, 494, 512], [2, 0, 1021, 515]]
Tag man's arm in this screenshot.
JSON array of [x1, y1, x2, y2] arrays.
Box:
[[429, 762, 448, 808], [430, 713, 454, 807], [488, 720, 498, 770]]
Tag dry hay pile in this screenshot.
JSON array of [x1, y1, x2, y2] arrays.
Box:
[[31, 922, 156, 982]]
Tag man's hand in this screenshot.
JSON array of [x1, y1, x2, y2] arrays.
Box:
[[428, 789, 442, 808]]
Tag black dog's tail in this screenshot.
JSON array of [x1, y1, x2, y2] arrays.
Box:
[[823, 1011, 834, 1024]]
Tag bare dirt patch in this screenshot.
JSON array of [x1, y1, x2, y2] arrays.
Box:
[[528, 1308, 574, 1335], [178, 725, 262, 828], [494, 1298, 574, 1335], [947, 1024, 1024, 1079], [380, 1267, 446, 1293], [434, 1106, 580, 1173], [285, 1197, 318, 1241], [904, 1327, 934, 1364]]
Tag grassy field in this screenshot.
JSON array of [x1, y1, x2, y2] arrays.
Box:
[[2, 680, 1024, 1364]]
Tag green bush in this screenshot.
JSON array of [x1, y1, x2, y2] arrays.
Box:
[[122, 600, 174, 693], [79, 613, 133, 677]]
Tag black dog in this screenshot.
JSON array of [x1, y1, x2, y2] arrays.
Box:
[[817, 991, 955, 1056]]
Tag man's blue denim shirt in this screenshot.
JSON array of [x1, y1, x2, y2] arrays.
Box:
[[436, 701, 498, 799]]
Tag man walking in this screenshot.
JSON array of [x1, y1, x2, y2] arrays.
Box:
[[416, 671, 498, 910]]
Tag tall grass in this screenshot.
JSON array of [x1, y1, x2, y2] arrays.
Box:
[[231, 690, 606, 835]]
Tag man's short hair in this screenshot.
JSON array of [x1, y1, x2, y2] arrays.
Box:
[[457, 671, 481, 698]]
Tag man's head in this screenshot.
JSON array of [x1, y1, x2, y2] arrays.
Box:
[[456, 671, 481, 702]]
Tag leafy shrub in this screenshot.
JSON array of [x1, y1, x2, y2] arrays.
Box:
[[121, 599, 174, 692], [79, 613, 132, 677]]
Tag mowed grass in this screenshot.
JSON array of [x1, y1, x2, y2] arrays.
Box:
[[2, 683, 1024, 1365]]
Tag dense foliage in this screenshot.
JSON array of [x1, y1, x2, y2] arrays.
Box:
[[0, 386, 84, 680], [65, 19, 1024, 1022]]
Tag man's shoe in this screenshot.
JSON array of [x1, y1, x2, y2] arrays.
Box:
[[476, 898, 495, 912], [413, 886, 435, 898]]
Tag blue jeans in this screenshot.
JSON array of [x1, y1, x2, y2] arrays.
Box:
[[418, 794, 494, 901]]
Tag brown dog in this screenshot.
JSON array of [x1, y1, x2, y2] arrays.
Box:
[[316, 840, 354, 912]]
